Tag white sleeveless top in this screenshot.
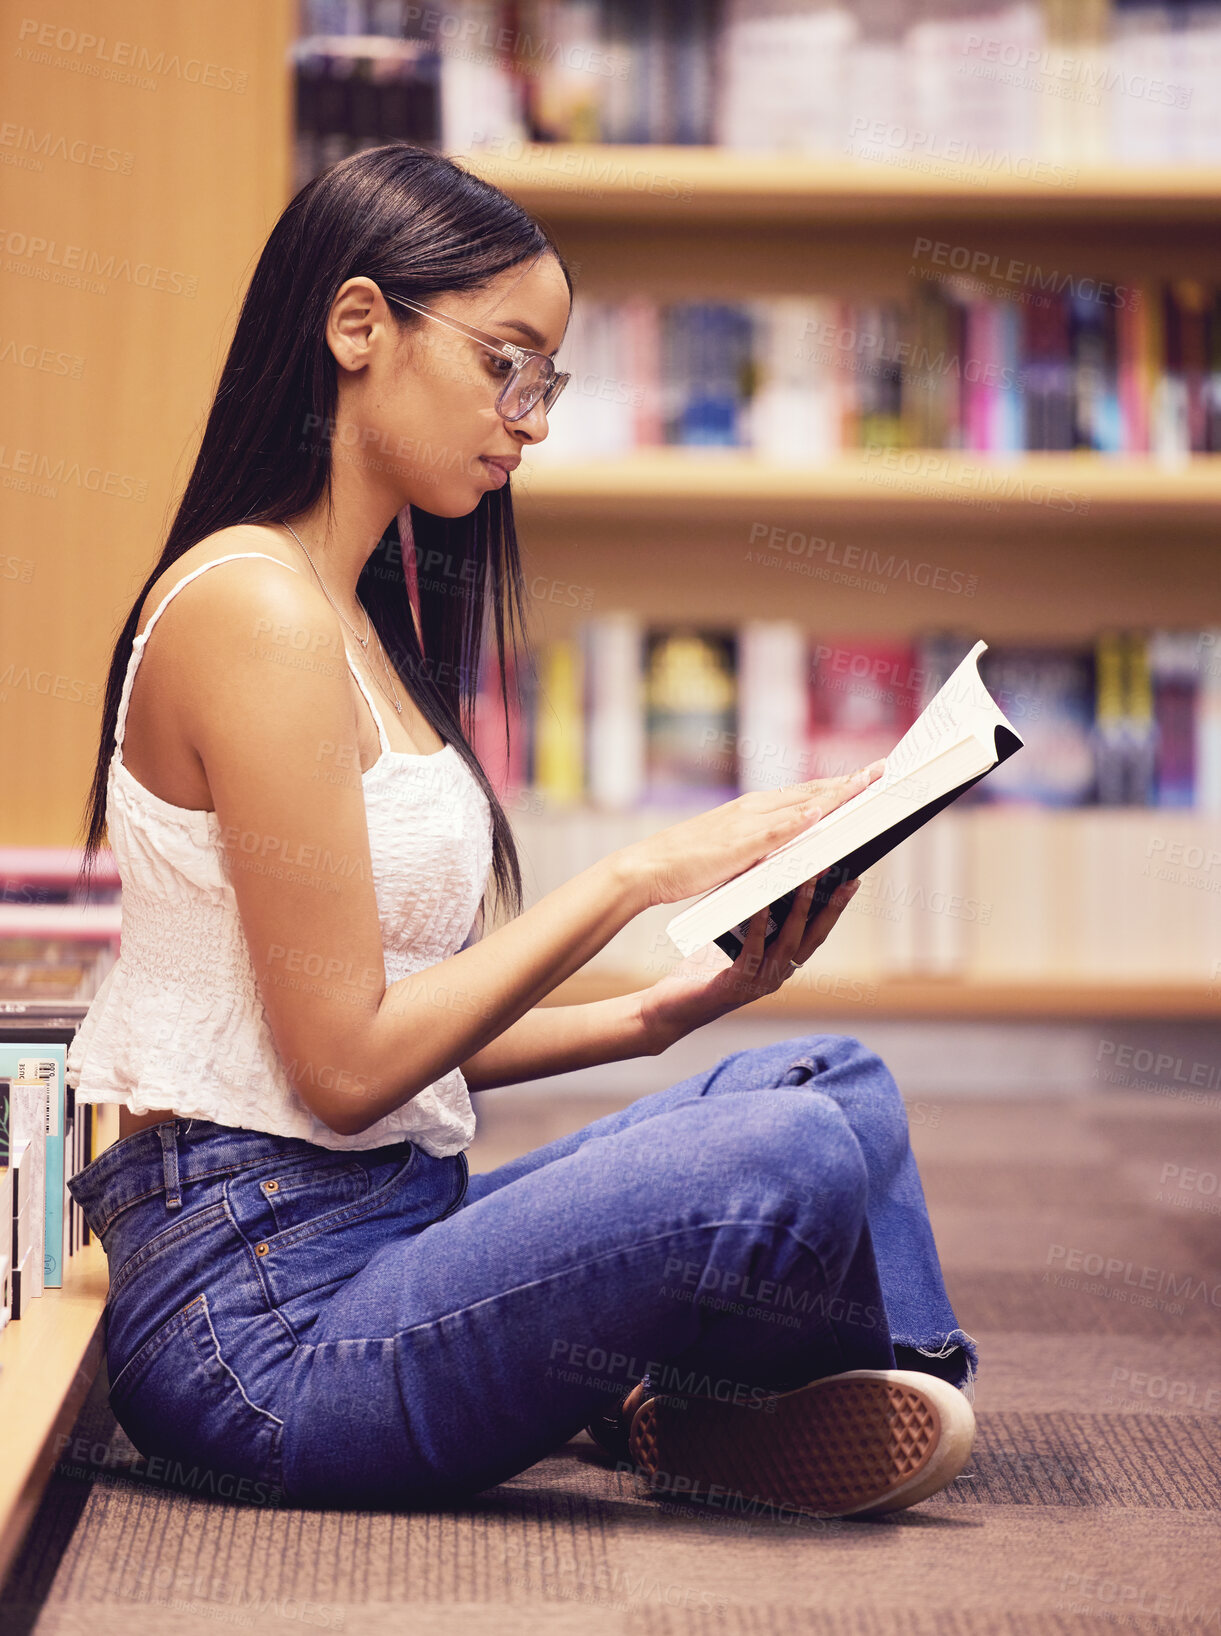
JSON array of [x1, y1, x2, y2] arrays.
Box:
[[65, 552, 494, 1155]]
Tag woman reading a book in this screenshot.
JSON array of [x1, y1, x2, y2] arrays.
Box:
[[67, 143, 976, 1520]]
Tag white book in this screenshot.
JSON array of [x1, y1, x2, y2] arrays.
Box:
[[735, 619, 808, 793], [878, 829, 922, 977], [748, 296, 844, 463], [666, 639, 1023, 960], [10, 1086, 45, 1302], [924, 810, 966, 978], [440, 0, 527, 156], [585, 613, 646, 811], [1196, 628, 1221, 814]]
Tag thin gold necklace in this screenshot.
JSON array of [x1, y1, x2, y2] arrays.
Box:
[[281, 521, 403, 716]]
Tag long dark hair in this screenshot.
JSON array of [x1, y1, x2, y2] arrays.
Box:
[[75, 142, 574, 933]]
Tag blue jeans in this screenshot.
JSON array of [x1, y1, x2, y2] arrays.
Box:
[[68, 1032, 976, 1510]]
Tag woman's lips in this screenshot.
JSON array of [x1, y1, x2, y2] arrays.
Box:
[[478, 455, 520, 488]]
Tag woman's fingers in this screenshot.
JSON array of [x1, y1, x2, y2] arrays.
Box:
[[730, 874, 862, 995], [795, 877, 861, 964], [743, 882, 818, 987], [768, 760, 885, 811]]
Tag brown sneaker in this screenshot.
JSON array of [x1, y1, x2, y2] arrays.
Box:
[[623, 1368, 976, 1519], [584, 1380, 650, 1465]]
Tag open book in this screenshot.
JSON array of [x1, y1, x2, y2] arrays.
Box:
[[665, 640, 1024, 961]]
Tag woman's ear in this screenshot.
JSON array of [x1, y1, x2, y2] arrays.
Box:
[[327, 279, 379, 373]]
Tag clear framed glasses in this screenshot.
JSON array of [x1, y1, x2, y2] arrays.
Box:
[[383, 292, 570, 423]]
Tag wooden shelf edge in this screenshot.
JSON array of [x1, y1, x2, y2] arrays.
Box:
[[458, 145, 1221, 223], [513, 451, 1221, 518], [543, 970, 1221, 1020], [0, 1237, 110, 1587]]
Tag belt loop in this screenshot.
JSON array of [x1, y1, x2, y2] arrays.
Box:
[[158, 1120, 183, 1211]]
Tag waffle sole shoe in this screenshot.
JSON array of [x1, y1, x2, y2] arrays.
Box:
[[625, 1368, 976, 1519]]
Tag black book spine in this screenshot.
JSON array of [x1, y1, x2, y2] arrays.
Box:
[[713, 727, 1022, 962]]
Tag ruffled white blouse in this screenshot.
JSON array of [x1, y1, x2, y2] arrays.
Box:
[[66, 552, 493, 1155]]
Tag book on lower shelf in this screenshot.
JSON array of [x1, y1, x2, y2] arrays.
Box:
[[0, 1009, 95, 1343], [476, 618, 1221, 817]]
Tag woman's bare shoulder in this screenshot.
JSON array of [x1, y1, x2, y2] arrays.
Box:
[[135, 523, 305, 640]]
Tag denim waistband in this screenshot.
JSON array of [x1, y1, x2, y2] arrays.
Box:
[[66, 1117, 412, 1240]]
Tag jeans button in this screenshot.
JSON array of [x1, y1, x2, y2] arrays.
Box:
[[262, 1179, 279, 1192], [255, 1242, 270, 1256]]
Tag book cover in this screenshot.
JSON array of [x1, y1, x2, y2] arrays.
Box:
[[644, 627, 737, 805], [1126, 629, 1158, 805], [976, 645, 1097, 806], [532, 637, 584, 806], [1166, 278, 1210, 453], [583, 611, 646, 811], [736, 620, 808, 794], [1150, 628, 1200, 808], [0, 1046, 66, 1287], [1093, 628, 1130, 805], [805, 637, 921, 785], [1021, 291, 1075, 453], [1116, 285, 1150, 454], [473, 634, 528, 803], [1196, 627, 1221, 813], [8, 1082, 46, 1302]]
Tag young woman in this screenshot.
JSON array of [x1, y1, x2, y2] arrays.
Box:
[[67, 143, 976, 1520]]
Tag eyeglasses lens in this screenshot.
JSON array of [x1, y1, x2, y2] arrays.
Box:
[[499, 355, 555, 420]]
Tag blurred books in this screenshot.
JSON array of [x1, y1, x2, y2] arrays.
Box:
[[292, 0, 1221, 178], [0, 850, 121, 1006], [474, 618, 1221, 813], [0, 1023, 96, 1336], [520, 285, 1221, 463]]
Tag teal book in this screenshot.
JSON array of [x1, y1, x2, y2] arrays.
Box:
[[0, 1044, 66, 1287]]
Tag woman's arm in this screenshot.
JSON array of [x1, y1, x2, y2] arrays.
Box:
[[457, 989, 662, 1090], [185, 558, 656, 1138]]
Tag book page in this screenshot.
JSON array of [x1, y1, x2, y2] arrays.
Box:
[[762, 642, 999, 865], [878, 640, 1003, 786]]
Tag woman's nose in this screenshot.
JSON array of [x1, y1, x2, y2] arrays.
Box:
[[508, 396, 549, 442]]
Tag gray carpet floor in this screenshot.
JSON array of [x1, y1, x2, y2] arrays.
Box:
[[3, 1070, 1220, 1636]]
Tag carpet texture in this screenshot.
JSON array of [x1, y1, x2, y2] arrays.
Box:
[[3, 1082, 1219, 1636]]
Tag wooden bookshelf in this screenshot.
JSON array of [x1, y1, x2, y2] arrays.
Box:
[[464, 137, 1221, 1026], [0, 1238, 110, 1585], [0, 1105, 116, 1585], [513, 448, 1221, 523], [461, 145, 1221, 227], [543, 969, 1221, 1021]]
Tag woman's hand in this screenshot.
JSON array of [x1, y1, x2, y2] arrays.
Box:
[[638, 871, 862, 1054], [619, 761, 885, 911]]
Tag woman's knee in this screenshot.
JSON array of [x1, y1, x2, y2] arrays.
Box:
[[691, 1088, 870, 1231], [789, 1032, 909, 1145]]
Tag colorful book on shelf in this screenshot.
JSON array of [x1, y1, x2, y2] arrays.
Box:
[[1, 1077, 44, 1317], [582, 612, 647, 810], [1094, 629, 1158, 805], [532, 638, 584, 805], [1070, 287, 1124, 453], [0, 1080, 10, 1323], [976, 644, 1097, 806], [1197, 627, 1221, 814], [0, 1048, 66, 1288], [515, 282, 1221, 459], [805, 637, 921, 784], [644, 627, 737, 804], [736, 619, 808, 794], [472, 638, 529, 802], [666, 639, 1024, 960], [1150, 629, 1200, 808]]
